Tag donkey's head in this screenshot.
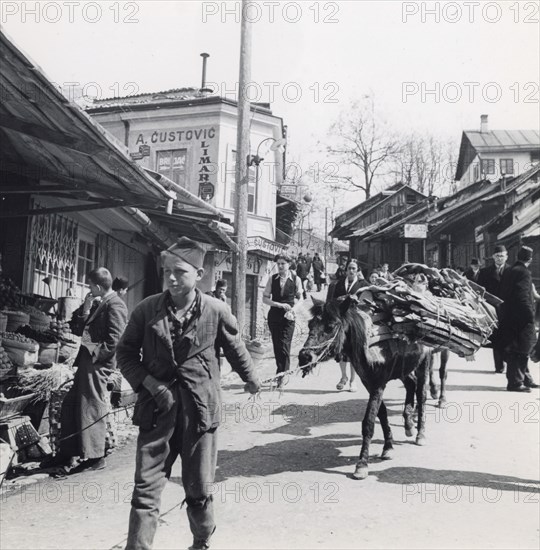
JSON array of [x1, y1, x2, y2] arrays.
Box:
[[298, 295, 362, 375]]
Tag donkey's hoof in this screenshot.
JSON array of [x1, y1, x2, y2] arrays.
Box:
[[352, 465, 369, 479], [437, 398, 447, 408], [381, 448, 394, 460], [405, 427, 414, 437], [430, 389, 438, 400], [415, 434, 426, 446]]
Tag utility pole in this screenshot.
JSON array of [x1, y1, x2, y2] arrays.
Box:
[[324, 207, 328, 269], [231, 0, 252, 337]]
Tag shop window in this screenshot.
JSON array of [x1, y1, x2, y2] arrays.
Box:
[[227, 149, 257, 213], [156, 149, 187, 187], [473, 164, 480, 181], [531, 150, 539, 163], [500, 159, 514, 175], [77, 239, 96, 283], [481, 159, 495, 175], [28, 212, 78, 299]]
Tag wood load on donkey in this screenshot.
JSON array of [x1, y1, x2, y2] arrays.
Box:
[[298, 263, 500, 480]]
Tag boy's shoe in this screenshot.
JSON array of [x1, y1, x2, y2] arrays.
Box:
[[336, 377, 348, 391], [349, 381, 358, 392]]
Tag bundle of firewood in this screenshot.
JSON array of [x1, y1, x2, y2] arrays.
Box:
[[356, 264, 500, 357]]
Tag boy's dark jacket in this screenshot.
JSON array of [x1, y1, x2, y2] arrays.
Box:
[[116, 289, 257, 432]]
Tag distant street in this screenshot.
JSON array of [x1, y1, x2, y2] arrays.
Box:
[[1, 293, 539, 550]]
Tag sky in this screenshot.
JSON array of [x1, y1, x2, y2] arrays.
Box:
[[2, 0, 539, 210]]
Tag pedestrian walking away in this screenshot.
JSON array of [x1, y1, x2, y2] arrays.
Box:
[[263, 253, 303, 389], [477, 244, 510, 373], [294, 254, 309, 300], [58, 267, 128, 473], [312, 252, 325, 292], [498, 246, 539, 392], [116, 237, 261, 550], [329, 259, 369, 392]]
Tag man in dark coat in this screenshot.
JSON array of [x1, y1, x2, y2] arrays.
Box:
[[312, 253, 325, 292], [498, 246, 538, 392], [295, 254, 309, 299], [116, 238, 261, 550], [477, 244, 510, 373], [60, 267, 128, 471], [464, 258, 480, 282]]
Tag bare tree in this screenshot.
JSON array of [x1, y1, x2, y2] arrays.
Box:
[[394, 133, 458, 197], [326, 96, 400, 199]]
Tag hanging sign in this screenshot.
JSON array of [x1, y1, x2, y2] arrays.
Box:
[[404, 224, 428, 239]]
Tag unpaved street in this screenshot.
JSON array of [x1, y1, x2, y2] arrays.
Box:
[[1, 298, 539, 550]]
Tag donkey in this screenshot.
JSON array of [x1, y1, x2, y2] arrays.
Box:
[[299, 296, 434, 480], [403, 348, 449, 438], [429, 348, 450, 407]]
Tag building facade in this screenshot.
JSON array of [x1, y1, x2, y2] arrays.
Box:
[[87, 90, 289, 338], [455, 115, 540, 188]]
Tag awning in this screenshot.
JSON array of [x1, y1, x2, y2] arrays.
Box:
[[247, 236, 288, 259], [497, 201, 540, 241], [0, 30, 172, 212], [0, 30, 236, 251]]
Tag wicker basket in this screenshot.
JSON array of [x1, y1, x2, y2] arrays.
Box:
[[0, 313, 7, 333], [5, 311, 30, 332], [29, 313, 51, 332]]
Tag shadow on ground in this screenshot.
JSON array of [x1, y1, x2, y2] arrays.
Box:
[[373, 466, 540, 493]]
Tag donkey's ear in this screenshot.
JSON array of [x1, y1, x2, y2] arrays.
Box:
[[311, 296, 325, 307], [339, 295, 357, 314]]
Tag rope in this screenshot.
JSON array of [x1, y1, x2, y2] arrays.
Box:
[[0, 379, 178, 479], [258, 331, 339, 387], [1, 333, 340, 478]]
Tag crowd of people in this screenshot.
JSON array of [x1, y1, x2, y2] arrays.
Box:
[[43, 238, 538, 550]]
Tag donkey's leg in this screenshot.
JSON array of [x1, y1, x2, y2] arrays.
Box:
[[415, 354, 430, 446], [403, 375, 416, 437], [378, 399, 394, 460], [438, 349, 449, 408], [429, 354, 438, 399], [353, 387, 384, 480]]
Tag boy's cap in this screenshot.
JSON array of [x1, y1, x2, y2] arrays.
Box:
[[163, 237, 206, 268]]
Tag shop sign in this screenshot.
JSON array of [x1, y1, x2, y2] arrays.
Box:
[[474, 225, 484, 243], [404, 223, 428, 239], [279, 184, 298, 200], [130, 151, 144, 160], [247, 236, 287, 256], [200, 183, 215, 200], [139, 144, 151, 157]]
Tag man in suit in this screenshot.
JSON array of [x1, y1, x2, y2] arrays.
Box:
[[477, 244, 510, 373], [498, 246, 539, 392], [116, 238, 261, 550], [60, 267, 128, 472], [464, 258, 481, 282]]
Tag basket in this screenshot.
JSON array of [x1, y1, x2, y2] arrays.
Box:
[[0, 313, 7, 333], [0, 393, 37, 421], [5, 311, 30, 332], [29, 312, 51, 332], [1, 336, 39, 352], [38, 343, 60, 366]]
